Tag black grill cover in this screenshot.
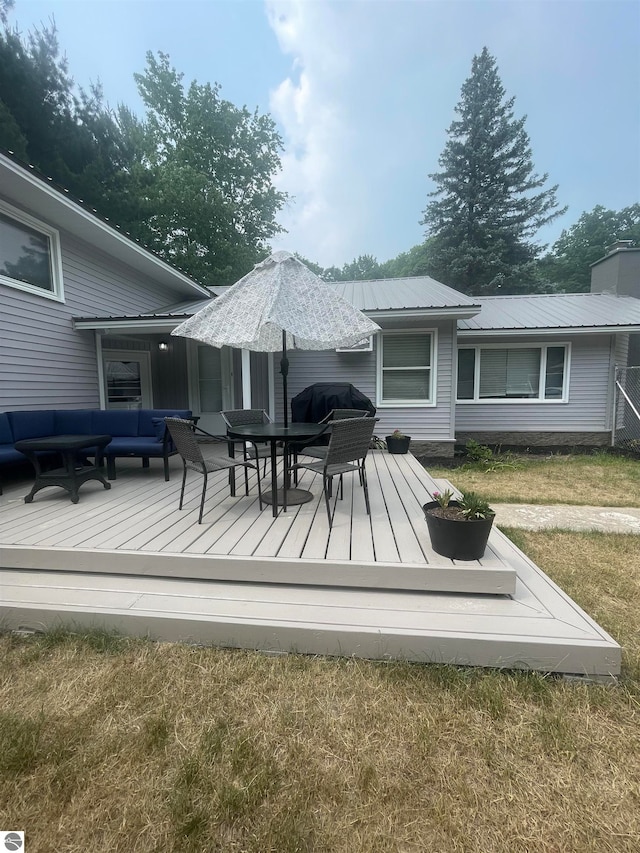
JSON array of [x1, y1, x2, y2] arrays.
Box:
[[291, 383, 376, 423]]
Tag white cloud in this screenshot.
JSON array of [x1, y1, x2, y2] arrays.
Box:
[[264, 0, 465, 267], [265, 0, 640, 268], [266, 1, 361, 266]]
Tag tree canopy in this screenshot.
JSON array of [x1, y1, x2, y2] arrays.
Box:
[[127, 52, 287, 284], [421, 47, 566, 295], [542, 204, 640, 291], [0, 13, 287, 286]]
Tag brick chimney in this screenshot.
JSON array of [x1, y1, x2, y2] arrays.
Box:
[[590, 241, 640, 297]]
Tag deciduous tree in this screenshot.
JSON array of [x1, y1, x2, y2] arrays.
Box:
[[128, 51, 287, 284], [542, 204, 640, 291]]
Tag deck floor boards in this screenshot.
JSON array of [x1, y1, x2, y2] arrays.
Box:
[[0, 450, 621, 677]]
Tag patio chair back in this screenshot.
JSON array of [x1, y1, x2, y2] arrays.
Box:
[[221, 409, 272, 428], [295, 408, 370, 458], [324, 416, 378, 468], [164, 417, 262, 523], [164, 416, 205, 471], [320, 408, 370, 423], [291, 416, 379, 527], [221, 409, 282, 478]]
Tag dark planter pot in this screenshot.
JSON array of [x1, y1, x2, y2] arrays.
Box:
[[422, 500, 495, 561], [385, 435, 411, 454]]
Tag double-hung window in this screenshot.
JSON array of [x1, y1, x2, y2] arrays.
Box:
[[0, 200, 64, 300], [457, 344, 569, 402], [378, 331, 435, 405]]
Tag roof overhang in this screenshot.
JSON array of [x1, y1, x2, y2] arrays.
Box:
[[0, 153, 210, 299], [73, 316, 192, 333], [458, 326, 640, 337], [368, 306, 481, 320]]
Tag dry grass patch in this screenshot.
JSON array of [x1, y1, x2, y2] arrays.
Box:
[[1, 531, 639, 852], [429, 451, 640, 506], [0, 640, 638, 848], [502, 527, 640, 679]]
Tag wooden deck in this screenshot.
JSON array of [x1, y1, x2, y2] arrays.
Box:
[[0, 451, 621, 679]]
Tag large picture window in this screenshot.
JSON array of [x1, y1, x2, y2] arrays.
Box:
[[378, 331, 434, 405], [0, 201, 63, 300], [457, 344, 569, 402]]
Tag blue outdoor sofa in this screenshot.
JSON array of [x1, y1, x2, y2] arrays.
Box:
[[0, 408, 192, 493]]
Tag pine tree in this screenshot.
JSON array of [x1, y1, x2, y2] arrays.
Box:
[[421, 48, 566, 295]]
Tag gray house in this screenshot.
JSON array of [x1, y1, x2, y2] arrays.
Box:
[[2, 151, 640, 455]]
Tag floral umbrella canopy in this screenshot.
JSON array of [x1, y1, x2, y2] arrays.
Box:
[[172, 250, 380, 425]]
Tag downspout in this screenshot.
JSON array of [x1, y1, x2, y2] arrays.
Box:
[[241, 349, 252, 408], [96, 331, 106, 409], [605, 334, 616, 437], [450, 321, 458, 442], [268, 353, 276, 421]]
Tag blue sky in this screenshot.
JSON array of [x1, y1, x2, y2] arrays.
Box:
[[7, 0, 640, 267]]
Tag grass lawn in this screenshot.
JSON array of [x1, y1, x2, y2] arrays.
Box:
[[1, 452, 639, 851], [428, 449, 640, 506]]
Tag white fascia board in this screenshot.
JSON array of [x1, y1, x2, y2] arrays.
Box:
[[0, 155, 209, 299], [458, 325, 640, 337], [368, 307, 480, 320], [73, 317, 188, 332]]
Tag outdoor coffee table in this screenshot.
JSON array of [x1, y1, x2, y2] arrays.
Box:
[[14, 434, 112, 504], [226, 422, 328, 517]]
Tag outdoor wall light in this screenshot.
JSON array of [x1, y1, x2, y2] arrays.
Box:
[[158, 341, 169, 352]]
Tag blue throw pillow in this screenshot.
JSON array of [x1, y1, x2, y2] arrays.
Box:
[[151, 418, 167, 442]]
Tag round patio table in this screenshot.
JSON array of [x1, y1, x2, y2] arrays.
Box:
[[226, 422, 328, 517]]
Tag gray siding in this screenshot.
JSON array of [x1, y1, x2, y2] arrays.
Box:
[[103, 334, 190, 410], [454, 334, 614, 433], [274, 320, 457, 441], [250, 352, 270, 411], [1, 205, 183, 411]]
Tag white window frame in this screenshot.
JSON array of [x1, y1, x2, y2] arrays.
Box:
[[376, 328, 437, 407], [456, 342, 571, 403], [0, 199, 64, 301]]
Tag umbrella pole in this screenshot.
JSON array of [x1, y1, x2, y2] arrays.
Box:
[[280, 329, 289, 428]]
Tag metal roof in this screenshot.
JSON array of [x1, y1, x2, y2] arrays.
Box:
[[330, 276, 480, 313], [458, 293, 640, 334], [74, 280, 640, 335], [156, 277, 480, 314]]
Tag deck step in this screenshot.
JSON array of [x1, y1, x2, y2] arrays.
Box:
[[1, 543, 517, 595], [0, 568, 620, 679]]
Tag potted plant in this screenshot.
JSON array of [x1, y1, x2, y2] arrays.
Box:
[[422, 489, 495, 561], [385, 428, 411, 454]]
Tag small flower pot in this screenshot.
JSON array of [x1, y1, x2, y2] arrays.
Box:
[[423, 500, 495, 561], [385, 435, 411, 454]]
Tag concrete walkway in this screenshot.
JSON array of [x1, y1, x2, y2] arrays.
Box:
[[493, 503, 640, 534]]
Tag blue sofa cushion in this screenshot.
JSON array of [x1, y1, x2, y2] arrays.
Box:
[[0, 445, 25, 464], [104, 436, 167, 457], [138, 409, 192, 437], [7, 410, 56, 441], [91, 410, 139, 437], [0, 413, 13, 445], [54, 409, 94, 435], [151, 418, 167, 442]]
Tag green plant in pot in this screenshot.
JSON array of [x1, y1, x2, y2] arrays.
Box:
[[385, 428, 411, 454], [422, 489, 495, 561]]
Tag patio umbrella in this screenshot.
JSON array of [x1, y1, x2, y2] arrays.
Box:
[[171, 250, 380, 426]]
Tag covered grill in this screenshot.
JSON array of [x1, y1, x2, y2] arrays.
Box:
[[291, 383, 376, 424]]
